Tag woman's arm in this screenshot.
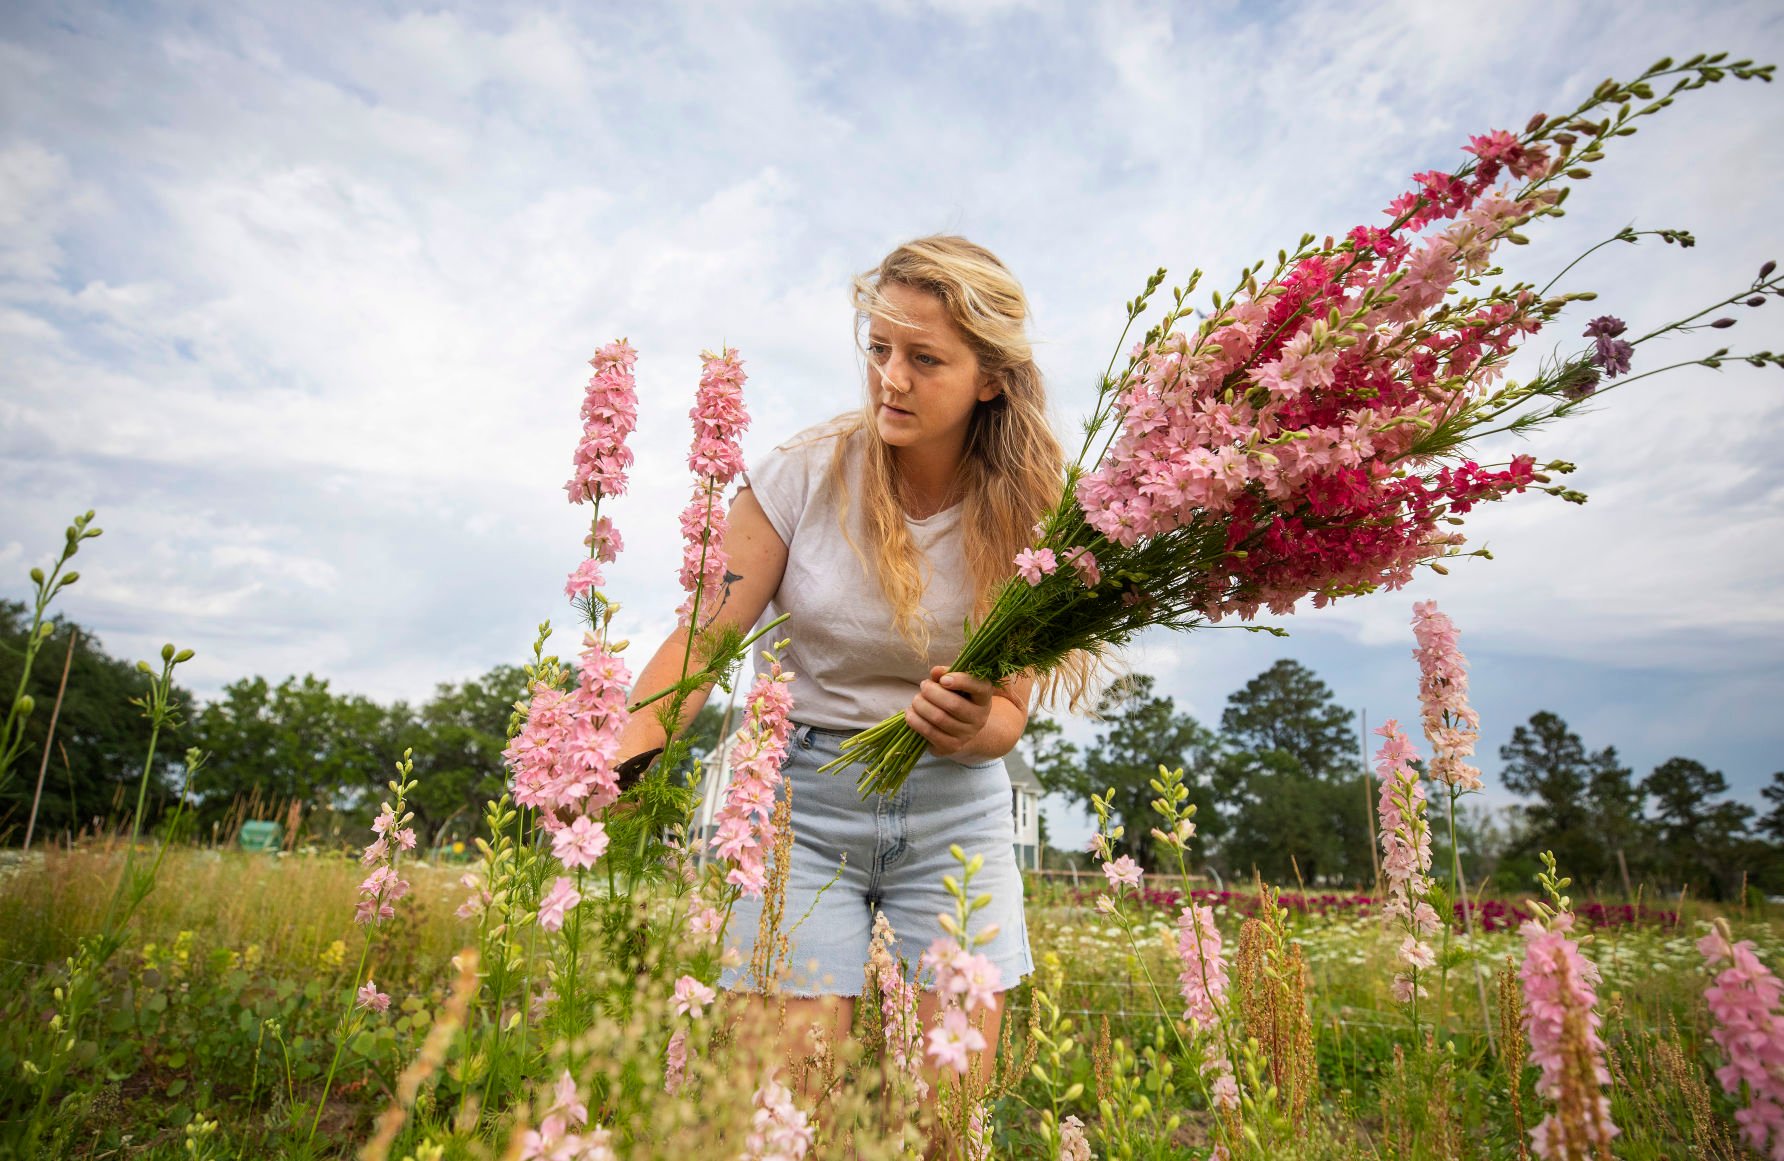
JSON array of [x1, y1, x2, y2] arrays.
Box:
[[905, 666, 1034, 765], [614, 487, 788, 760]]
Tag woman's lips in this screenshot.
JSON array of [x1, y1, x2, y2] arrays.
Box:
[[881, 402, 913, 417]]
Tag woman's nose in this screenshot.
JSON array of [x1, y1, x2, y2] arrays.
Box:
[[877, 357, 910, 394]]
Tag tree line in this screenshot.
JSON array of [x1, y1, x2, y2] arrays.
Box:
[[5, 600, 1779, 899], [1025, 659, 1784, 901], [0, 601, 725, 850]]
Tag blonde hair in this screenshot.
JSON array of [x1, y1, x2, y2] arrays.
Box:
[[825, 234, 1105, 713]]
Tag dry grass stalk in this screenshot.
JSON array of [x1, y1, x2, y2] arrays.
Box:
[[1497, 955, 1530, 1161], [749, 787, 797, 993], [1428, 1049, 1457, 1161], [1233, 886, 1318, 1129], [1093, 1014, 1113, 1109], [361, 947, 480, 1161], [1655, 1032, 1741, 1159]]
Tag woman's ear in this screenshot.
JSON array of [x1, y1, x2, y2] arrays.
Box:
[[976, 369, 1004, 404]]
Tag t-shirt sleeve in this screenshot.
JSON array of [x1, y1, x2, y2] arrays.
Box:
[[741, 440, 811, 545]]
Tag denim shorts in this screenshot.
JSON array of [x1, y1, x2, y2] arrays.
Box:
[[717, 721, 1034, 997]]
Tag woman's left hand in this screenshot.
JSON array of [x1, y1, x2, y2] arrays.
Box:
[[906, 665, 997, 759]]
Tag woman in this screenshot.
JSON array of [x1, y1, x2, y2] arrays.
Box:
[[616, 234, 1074, 1082]]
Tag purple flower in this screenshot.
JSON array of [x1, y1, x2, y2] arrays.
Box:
[[1583, 315, 1634, 379], [1591, 337, 1634, 378]]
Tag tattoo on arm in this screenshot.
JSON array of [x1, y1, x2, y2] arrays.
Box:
[[698, 569, 744, 630]]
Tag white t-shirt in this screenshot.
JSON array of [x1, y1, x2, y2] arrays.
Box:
[[742, 420, 974, 730]]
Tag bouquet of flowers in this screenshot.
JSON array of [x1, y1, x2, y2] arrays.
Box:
[[833, 53, 1782, 796]]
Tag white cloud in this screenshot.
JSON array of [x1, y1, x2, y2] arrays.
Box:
[[0, 0, 1779, 818]]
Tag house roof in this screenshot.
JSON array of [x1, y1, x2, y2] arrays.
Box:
[[1006, 747, 1042, 793]]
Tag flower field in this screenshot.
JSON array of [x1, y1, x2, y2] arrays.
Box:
[[0, 842, 1777, 1159], [5, 46, 1784, 1161]]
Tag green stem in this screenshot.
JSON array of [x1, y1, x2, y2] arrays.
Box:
[[308, 934, 374, 1141], [625, 614, 791, 716], [1115, 906, 1194, 1062], [1537, 230, 1636, 298]]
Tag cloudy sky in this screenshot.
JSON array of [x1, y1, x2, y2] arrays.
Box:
[[4, 0, 1781, 845]]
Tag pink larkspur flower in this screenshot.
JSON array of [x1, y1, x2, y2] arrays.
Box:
[[1699, 921, 1784, 1159], [1102, 855, 1143, 890], [1060, 1115, 1092, 1161], [1013, 546, 1058, 586], [664, 1026, 688, 1095], [1065, 547, 1101, 588], [709, 655, 796, 897], [1176, 902, 1238, 1107], [922, 938, 1001, 1013], [925, 1007, 987, 1074], [504, 634, 632, 824], [566, 340, 639, 504], [688, 905, 724, 942], [455, 871, 492, 920], [674, 347, 751, 625], [673, 975, 717, 1018], [1520, 912, 1618, 1159], [354, 863, 409, 927], [741, 1074, 813, 1160], [564, 557, 605, 602], [538, 876, 582, 933], [1411, 601, 1482, 790], [548, 1069, 588, 1130], [1375, 718, 1439, 994], [356, 980, 391, 1013], [551, 815, 610, 870]]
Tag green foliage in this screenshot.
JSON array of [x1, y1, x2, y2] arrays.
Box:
[[1, 511, 102, 803], [394, 665, 533, 843], [188, 675, 395, 829], [0, 601, 191, 842], [1217, 660, 1358, 780], [1498, 711, 1625, 886], [1031, 674, 1216, 867], [1641, 756, 1754, 899], [1211, 660, 1372, 885]]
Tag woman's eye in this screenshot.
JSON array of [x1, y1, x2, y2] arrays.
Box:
[[916, 353, 939, 366]]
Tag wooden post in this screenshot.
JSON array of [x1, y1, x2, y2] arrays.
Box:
[[1361, 708, 1381, 896], [1616, 848, 1634, 902], [23, 628, 77, 853]]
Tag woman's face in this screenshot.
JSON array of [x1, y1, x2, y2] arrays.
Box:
[[866, 282, 999, 455]]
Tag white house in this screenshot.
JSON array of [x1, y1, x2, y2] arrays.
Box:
[[1006, 747, 1043, 872], [690, 733, 1045, 872]]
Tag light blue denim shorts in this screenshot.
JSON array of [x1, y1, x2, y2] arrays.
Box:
[[718, 721, 1034, 997]]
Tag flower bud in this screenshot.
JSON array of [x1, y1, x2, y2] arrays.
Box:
[[1710, 318, 1737, 328], [1746, 296, 1767, 307], [160, 643, 176, 662], [1761, 259, 1777, 280], [29, 567, 43, 584], [173, 648, 195, 663], [16, 695, 33, 717]]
